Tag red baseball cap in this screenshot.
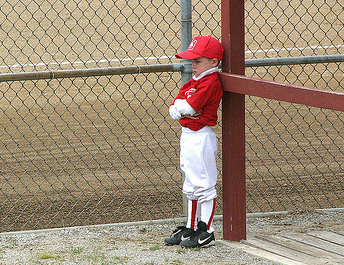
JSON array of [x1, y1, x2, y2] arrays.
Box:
[[175, 36, 224, 60]]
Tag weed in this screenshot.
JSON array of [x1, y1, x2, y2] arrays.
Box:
[[113, 256, 128, 264], [71, 246, 84, 255], [144, 262, 155, 265], [170, 259, 183, 265], [176, 248, 185, 254], [40, 252, 54, 259], [149, 244, 160, 251], [87, 247, 106, 263]]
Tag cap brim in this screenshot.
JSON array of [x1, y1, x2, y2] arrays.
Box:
[[175, 51, 201, 59]]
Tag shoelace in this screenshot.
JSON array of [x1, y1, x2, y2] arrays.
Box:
[[171, 225, 186, 235], [189, 229, 201, 240]]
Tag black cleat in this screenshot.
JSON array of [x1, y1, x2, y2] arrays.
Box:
[[180, 221, 215, 248], [164, 226, 195, 246]]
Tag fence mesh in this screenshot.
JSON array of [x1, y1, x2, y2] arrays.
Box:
[[244, 0, 344, 213], [0, 0, 343, 232]]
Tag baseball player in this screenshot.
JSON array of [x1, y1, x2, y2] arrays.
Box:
[[165, 36, 224, 248]]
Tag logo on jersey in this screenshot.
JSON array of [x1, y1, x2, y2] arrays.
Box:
[[188, 40, 197, 51], [185, 88, 196, 99]]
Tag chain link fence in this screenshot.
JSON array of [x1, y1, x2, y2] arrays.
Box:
[[244, 0, 344, 213], [0, 0, 343, 232]]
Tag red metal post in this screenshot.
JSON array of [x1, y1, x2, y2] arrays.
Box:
[[221, 0, 246, 241]]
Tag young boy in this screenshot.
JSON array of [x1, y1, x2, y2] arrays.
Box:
[[165, 36, 224, 248]]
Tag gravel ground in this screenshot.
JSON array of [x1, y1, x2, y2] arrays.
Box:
[[0, 210, 343, 265]]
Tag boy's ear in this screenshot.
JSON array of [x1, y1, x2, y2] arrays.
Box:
[[212, 59, 219, 67]]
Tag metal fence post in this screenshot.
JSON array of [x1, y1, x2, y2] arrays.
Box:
[[180, 0, 193, 216], [180, 0, 193, 85]]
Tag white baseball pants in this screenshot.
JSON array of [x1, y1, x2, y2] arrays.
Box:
[[180, 126, 218, 233], [180, 126, 218, 203]]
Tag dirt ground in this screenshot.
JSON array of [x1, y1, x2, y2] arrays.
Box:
[[0, 210, 343, 264], [0, 0, 343, 233]]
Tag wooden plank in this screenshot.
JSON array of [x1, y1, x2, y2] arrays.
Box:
[[245, 236, 318, 264], [282, 233, 344, 257], [308, 231, 344, 246], [219, 73, 344, 112], [259, 234, 344, 264], [222, 230, 344, 265], [222, 230, 344, 264], [334, 230, 344, 236], [218, 240, 306, 265]]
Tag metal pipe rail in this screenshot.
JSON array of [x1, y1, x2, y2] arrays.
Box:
[[0, 54, 342, 83], [0, 63, 185, 82], [245, 54, 344, 67]]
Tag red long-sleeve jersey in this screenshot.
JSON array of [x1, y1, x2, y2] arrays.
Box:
[[172, 72, 223, 131]]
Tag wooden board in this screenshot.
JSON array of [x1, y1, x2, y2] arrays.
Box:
[[282, 233, 344, 257], [221, 230, 344, 265], [308, 231, 344, 246]]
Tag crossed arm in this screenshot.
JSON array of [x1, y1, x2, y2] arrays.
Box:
[[169, 99, 202, 120]]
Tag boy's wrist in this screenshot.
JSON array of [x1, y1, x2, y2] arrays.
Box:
[[174, 99, 196, 116], [169, 105, 182, 120]]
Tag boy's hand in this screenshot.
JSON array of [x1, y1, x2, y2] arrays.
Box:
[[184, 109, 202, 120], [169, 105, 182, 120]]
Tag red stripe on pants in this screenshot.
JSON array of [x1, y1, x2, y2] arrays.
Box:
[[207, 199, 216, 231], [191, 200, 198, 230]]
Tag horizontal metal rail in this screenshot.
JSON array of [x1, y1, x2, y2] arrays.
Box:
[[246, 54, 344, 67], [0, 54, 343, 82], [0, 63, 184, 82]]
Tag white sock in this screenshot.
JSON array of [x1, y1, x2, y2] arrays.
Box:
[[186, 199, 199, 231], [200, 198, 216, 233]]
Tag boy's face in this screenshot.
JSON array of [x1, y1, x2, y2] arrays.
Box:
[[191, 57, 218, 77]]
